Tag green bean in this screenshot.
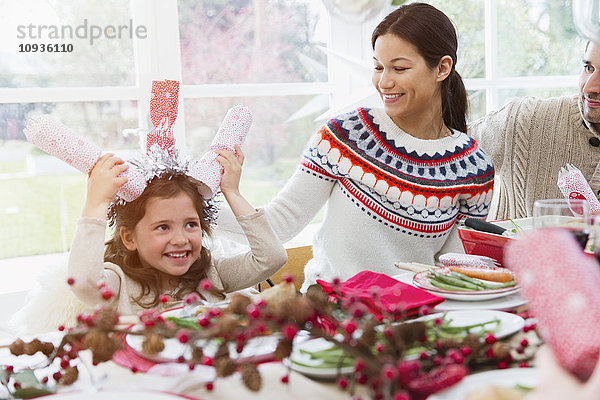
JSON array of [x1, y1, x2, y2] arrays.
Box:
[[429, 277, 476, 291], [449, 271, 486, 287], [429, 269, 481, 290]]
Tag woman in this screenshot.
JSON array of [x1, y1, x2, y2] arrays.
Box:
[[218, 3, 494, 291]]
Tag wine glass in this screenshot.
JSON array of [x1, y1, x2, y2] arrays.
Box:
[[532, 199, 591, 250]]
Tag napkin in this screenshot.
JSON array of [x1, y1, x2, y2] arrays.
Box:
[[505, 228, 600, 381], [317, 270, 444, 321]]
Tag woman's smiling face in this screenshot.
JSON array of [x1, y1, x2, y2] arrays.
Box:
[[372, 33, 443, 127]]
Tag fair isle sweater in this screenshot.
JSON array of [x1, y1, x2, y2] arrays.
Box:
[[468, 95, 600, 220], [218, 108, 494, 291]]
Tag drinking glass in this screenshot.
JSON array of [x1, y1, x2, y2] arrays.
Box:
[[532, 199, 591, 250]]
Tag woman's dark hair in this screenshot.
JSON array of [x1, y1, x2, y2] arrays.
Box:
[[104, 175, 214, 308], [371, 2, 468, 133]]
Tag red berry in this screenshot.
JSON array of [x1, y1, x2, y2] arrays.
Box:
[[97, 281, 106, 289], [177, 356, 186, 363], [375, 342, 384, 353], [484, 333, 497, 344], [184, 293, 199, 305], [5, 365, 13, 373], [354, 359, 365, 373], [498, 361, 508, 369], [206, 382, 214, 391], [60, 358, 70, 369], [419, 351, 429, 360], [393, 391, 411, 400], [41, 376, 49, 384], [520, 338, 529, 347], [332, 277, 341, 285], [352, 308, 364, 318], [418, 305, 432, 316], [198, 316, 210, 327], [282, 324, 299, 341], [53, 371, 62, 382], [516, 346, 525, 354], [159, 294, 169, 303], [100, 287, 114, 300], [281, 375, 289, 384], [247, 304, 261, 319], [461, 346, 472, 356], [58, 325, 65, 331], [131, 366, 138, 373], [344, 320, 357, 335], [67, 277, 75, 286], [200, 279, 213, 291], [357, 373, 368, 385], [283, 273, 293, 283], [176, 329, 190, 344], [337, 377, 348, 389], [383, 365, 396, 380], [202, 356, 213, 366], [188, 364, 195, 371], [434, 318, 443, 326], [519, 362, 529, 368], [13, 382, 21, 389]]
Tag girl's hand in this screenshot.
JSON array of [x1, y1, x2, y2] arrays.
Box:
[[215, 145, 255, 217], [82, 153, 129, 220], [216, 145, 244, 196]]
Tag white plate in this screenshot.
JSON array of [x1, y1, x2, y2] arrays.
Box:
[[284, 337, 354, 380], [413, 268, 520, 301], [416, 310, 524, 340], [125, 327, 279, 363], [429, 367, 538, 400], [392, 272, 527, 311], [434, 292, 527, 312], [41, 389, 193, 399]]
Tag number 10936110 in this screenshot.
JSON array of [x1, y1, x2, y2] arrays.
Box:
[[19, 43, 73, 53]]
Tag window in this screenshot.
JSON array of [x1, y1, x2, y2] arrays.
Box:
[[0, 0, 588, 264]]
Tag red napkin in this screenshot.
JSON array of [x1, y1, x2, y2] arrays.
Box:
[[505, 228, 600, 381], [317, 270, 444, 321]]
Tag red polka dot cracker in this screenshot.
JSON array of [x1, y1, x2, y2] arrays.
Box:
[[147, 79, 179, 153], [558, 164, 600, 214], [189, 105, 253, 199], [505, 228, 600, 381], [116, 163, 147, 202], [23, 115, 102, 174]]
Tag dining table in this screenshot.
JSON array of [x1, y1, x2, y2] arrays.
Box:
[[0, 267, 541, 400]]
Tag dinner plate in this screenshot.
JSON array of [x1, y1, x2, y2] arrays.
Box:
[[429, 367, 538, 400], [284, 337, 354, 380], [415, 310, 525, 339], [125, 327, 279, 364], [413, 267, 520, 301]]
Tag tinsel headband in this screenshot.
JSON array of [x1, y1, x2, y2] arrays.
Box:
[[23, 79, 253, 225]]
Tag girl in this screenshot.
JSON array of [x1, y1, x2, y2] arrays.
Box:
[[68, 146, 287, 315], [217, 3, 495, 291]]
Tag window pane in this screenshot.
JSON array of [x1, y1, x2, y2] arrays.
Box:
[[497, 0, 585, 77], [0, 0, 136, 87], [178, 0, 329, 84], [183, 95, 324, 206], [498, 86, 578, 107], [424, 0, 485, 79], [0, 101, 138, 259], [467, 89, 486, 122]]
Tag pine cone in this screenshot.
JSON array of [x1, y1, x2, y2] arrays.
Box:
[[396, 321, 427, 344], [305, 284, 329, 310], [94, 308, 118, 331], [82, 331, 121, 364], [461, 334, 482, 354], [215, 355, 237, 377], [9, 339, 25, 356], [241, 363, 261, 392], [60, 366, 79, 385], [275, 297, 313, 323], [216, 315, 239, 336], [438, 338, 461, 354], [359, 320, 378, 347], [191, 346, 204, 363], [227, 294, 252, 315], [142, 333, 165, 355], [274, 340, 293, 360], [492, 342, 510, 360]]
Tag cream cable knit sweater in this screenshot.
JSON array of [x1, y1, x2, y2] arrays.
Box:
[[468, 95, 600, 220]]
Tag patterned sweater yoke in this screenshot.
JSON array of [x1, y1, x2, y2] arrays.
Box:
[[300, 108, 495, 238]]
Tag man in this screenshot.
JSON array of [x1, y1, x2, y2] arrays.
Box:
[[469, 41, 600, 220]]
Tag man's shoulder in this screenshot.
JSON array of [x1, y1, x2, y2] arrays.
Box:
[[503, 94, 578, 112]]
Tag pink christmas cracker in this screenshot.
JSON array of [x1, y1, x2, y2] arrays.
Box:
[[23, 115, 146, 202], [146, 79, 179, 153], [505, 229, 600, 381], [190, 105, 253, 199], [558, 163, 600, 214], [438, 253, 497, 268]]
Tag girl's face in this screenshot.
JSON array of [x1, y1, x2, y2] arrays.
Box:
[[120, 191, 203, 286], [372, 33, 446, 127]]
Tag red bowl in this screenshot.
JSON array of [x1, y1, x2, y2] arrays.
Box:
[[457, 218, 533, 266]]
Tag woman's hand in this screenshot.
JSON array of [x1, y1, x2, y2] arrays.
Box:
[[216, 145, 255, 217], [524, 345, 600, 400], [82, 153, 128, 220]]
